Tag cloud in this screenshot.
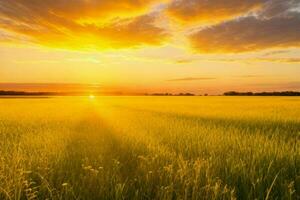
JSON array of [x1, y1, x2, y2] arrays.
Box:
[[187, 0, 300, 53], [1, 0, 300, 53], [167, 0, 265, 24], [0, 0, 169, 50], [189, 13, 300, 53], [235, 75, 265, 78], [0, 0, 162, 23], [174, 59, 194, 64], [258, 0, 300, 18], [206, 57, 300, 63], [254, 57, 300, 63], [167, 77, 216, 81], [262, 50, 289, 56], [0, 29, 17, 42], [0, 29, 30, 43], [167, 0, 300, 25]]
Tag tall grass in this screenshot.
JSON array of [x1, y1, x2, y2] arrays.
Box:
[[0, 96, 299, 199]]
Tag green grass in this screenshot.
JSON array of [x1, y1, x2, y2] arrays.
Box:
[[0, 96, 299, 199]]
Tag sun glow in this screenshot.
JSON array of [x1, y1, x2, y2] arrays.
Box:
[[89, 95, 95, 99]]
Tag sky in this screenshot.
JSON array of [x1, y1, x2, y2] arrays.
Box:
[[0, 0, 300, 95]]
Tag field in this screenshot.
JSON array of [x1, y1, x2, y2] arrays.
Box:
[[0, 96, 299, 199]]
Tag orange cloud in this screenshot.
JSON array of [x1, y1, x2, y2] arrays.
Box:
[[189, 13, 300, 53], [0, 0, 169, 50], [0, 0, 163, 23]]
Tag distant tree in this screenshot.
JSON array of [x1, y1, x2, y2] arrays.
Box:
[[0, 90, 54, 96], [224, 91, 300, 96]]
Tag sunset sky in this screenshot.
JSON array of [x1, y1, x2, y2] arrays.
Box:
[[0, 0, 300, 94]]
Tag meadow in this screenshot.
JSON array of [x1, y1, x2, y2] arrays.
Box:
[[0, 96, 299, 200]]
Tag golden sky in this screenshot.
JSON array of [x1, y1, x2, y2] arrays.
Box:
[[0, 0, 300, 94]]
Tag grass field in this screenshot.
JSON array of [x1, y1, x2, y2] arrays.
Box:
[[0, 96, 299, 200]]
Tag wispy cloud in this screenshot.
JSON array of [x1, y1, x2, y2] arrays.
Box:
[[262, 50, 290, 56], [235, 75, 265, 78], [254, 57, 300, 63], [174, 59, 194, 64], [206, 57, 300, 64], [167, 77, 216, 82]]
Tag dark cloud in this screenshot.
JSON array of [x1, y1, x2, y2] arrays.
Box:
[[187, 0, 300, 53], [189, 13, 300, 53], [258, 0, 300, 18], [167, 0, 300, 24], [167, 0, 265, 24]]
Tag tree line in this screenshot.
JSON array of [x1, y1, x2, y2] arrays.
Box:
[[224, 91, 300, 96]]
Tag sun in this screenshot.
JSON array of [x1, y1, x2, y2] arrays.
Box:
[[89, 95, 95, 99]]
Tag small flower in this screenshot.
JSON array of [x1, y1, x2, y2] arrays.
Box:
[[83, 165, 92, 170], [62, 183, 68, 187]]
